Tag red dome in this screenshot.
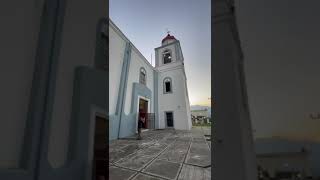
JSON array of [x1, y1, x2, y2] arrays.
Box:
[[162, 34, 176, 43]]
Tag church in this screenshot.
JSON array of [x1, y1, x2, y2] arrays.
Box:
[[109, 19, 192, 140]]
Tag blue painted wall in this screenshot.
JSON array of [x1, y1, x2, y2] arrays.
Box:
[[120, 82, 152, 137], [109, 42, 155, 140], [109, 42, 131, 140], [110, 83, 152, 139]]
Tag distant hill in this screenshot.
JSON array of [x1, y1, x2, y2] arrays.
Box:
[[190, 105, 212, 117], [190, 105, 210, 110]]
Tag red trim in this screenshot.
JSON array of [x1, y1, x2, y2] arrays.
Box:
[[162, 34, 176, 43]]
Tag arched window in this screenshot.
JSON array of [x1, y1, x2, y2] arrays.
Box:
[[163, 49, 172, 64], [139, 67, 146, 85], [163, 77, 172, 93]]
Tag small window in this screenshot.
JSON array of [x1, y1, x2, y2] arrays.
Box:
[[163, 77, 172, 93], [163, 50, 172, 64], [139, 67, 146, 85]]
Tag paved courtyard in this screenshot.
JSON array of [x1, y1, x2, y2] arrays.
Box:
[[109, 127, 211, 180]]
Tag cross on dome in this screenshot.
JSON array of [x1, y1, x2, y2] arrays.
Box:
[[162, 29, 177, 43], [166, 28, 171, 35]]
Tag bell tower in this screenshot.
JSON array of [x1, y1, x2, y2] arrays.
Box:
[[154, 33, 192, 130], [155, 33, 184, 67]]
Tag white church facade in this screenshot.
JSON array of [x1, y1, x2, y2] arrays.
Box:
[[109, 19, 192, 140]]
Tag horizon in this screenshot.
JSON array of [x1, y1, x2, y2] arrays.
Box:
[[190, 103, 211, 107]]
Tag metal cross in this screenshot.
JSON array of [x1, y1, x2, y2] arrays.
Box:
[[166, 28, 170, 35]]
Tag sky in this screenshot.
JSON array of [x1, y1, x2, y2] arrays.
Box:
[[235, 0, 320, 141], [110, 0, 211, 106]]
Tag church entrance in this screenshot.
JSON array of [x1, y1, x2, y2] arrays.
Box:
[[92, 115, 107, 180], [139, 98, 148, 129]]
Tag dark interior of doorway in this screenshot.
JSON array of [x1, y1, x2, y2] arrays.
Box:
[[92, 115, 107, 180], [139, 98, 148, 128], [166, 112, 174, 127]]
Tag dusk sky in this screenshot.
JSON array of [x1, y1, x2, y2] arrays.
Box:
[[110, 0, 211, 106], [235, 0, 320, 141]]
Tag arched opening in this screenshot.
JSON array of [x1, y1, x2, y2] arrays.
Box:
[[139, 67, 146, 85], [163, 49, 172, 64], [163, 77, 172, 94]]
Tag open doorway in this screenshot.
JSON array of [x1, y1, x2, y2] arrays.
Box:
[[138, 98, 148, 129], [165, 111, 174, 128], [92, 115, 107, 180]]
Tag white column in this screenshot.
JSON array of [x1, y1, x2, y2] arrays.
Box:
[[212, 0, 257, 180]]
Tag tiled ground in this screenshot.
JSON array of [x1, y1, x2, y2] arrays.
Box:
[[109, 127, 211, 180]]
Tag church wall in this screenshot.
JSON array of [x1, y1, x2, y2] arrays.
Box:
[[118, 47, 154, 138], [108, 41, 130, 140], [175, 42, 184, 61], [158, 67, 190, 130], [124, 48, 154, 115], [109, 24, 127, 115], [184, 79, 192, 130], [0, 0, 45, 169], [108, 20, 130, 140], [108, 20, 156, 139]]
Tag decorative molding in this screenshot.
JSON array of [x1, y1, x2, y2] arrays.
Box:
[[139, 67, 147, 85], [154, 40, 179, 50], [153, 70, 159, 129], [0, 0, 68, 179], [117, 42, 132, 138]]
